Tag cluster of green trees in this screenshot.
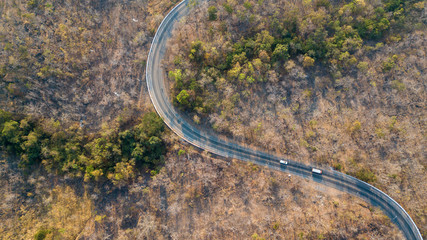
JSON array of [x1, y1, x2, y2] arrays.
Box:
[[0, 110, 165, 183], [168, 0, 423, 112]]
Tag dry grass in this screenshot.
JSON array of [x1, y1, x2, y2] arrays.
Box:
[[164, 1, 427, 236], [0, 147, 405, 239]]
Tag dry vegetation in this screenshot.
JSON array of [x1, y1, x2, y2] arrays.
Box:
[[0, 0, 179, 129], [0, 144, 404, 239], [0, 0, 424, 239], [165, 0, 426, 235]]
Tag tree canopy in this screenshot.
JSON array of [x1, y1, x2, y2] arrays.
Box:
[[0, 110, 166, 184]]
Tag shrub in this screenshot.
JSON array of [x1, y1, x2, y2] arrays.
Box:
[[349, 168, 377, 183], [357, 61, 369, 71], [208, 6, 217, 21], [382, 55, 398, 72], [348, 120, 362, 134], [34, 228, 51, 240], [178, 149, 186, 156], [176, 89, 191, 107], [333, 163, 343, 171], [303, 56, 315, 67], [244, 1, 253, 10], [391, 80, 405, 91], [223, 3, 233, 14], [272, 44, 290, 62]]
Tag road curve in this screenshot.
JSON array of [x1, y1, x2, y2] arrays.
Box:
[[146, 1, 423, 239]]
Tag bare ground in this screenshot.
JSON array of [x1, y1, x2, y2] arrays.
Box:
[[0, 143, 404, 239]]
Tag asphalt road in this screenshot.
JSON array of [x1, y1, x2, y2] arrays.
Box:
[[146, 1, 423, 239]]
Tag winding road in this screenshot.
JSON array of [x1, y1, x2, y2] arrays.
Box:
[[146, 1, 423, 239]]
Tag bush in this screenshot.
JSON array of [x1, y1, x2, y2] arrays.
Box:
[[349, 168, 377, 183], [303, 56, 315, 68], [333, 163, 343, 171], [208, 6, 217, 21], [382, 55, 398, 72], [27, 0, 45, 10], [178, 149, 186, 156], [357, 61, 369, 71], [176, 90, 191, 107], [243, 1, 253, 10], [1, 120, 22, 154], [391, 80, 405, 91], [384, 0, 402, 11], [223, 3, 233, 14], [272, 44, 290, 62], [34, 228, 51, 240], [348, 120, 362, 134]]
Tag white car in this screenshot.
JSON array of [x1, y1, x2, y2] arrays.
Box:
[[280, 160, 288, 165], [312, 168, 323, 174]]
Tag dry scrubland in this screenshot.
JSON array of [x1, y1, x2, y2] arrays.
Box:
[[1, 144, 404, 239], [165, 0, 426, 235], [0, 0, 424, 239], [0, 0, 179, 129]]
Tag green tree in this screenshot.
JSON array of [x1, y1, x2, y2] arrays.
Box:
[[0, 110, 12, 126], [1, 120, 22, 153], [189, 41, 204, 62], [384, 0, 401, 11], [223, 3, 233, 14], [131, 144, 145, 162], [272, 44, 290, 62], [146, 136, 164, 163], [169, 69, 182, 82], [243, 1, 253, 10], [119, 130, 135, 158], [139, 112, 165, 137], [208, 6, 218, 21], [256, 31, 275, 52], [303, 56, 315, 67], [21, 131, 42, 166], [176, 89, 191, 107], [227, 62, 242, 79], [87, 137, 121, 168], [110, 160, 136, 184], [27, 0, 46, 10]]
